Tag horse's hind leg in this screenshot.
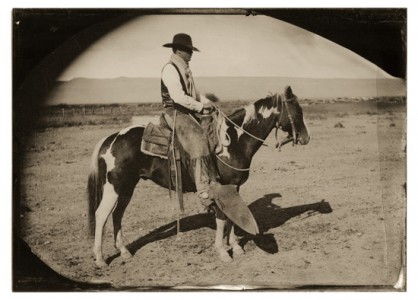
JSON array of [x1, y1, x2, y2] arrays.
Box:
[[112, 188, 135, 260], [93, 182, 119, 267]]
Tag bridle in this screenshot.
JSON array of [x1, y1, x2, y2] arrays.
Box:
[[274, 93, 298, 148], [214, 93, 298, 172]]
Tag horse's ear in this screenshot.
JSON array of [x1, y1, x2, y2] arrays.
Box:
[[205, 93, 220, 103], [284, 85, 293, 99]]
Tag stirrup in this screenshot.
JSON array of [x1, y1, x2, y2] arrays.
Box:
[[198, 191, 214, 209], [199, 191, 210, 199]]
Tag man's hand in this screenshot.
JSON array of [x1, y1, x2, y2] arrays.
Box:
[[202, 101, 215, 115]]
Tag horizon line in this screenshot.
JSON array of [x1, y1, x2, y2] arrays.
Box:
[[43, 95, 406, 107], [57, 75, 404, 82]]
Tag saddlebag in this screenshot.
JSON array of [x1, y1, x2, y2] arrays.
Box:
[[140, 121, 172, 159]]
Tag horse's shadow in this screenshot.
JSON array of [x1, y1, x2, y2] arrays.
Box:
[[237, 193, 332, 254], [111, 193, 332, 264]]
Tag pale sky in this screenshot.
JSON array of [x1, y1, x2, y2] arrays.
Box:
[[58, 14, 394, 80]]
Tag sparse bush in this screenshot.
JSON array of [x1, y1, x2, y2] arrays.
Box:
[[306, 114, 327, 120], [335, 112, 349, 118]]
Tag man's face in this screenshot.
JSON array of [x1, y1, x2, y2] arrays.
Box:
[[177, 49, 193, 63]]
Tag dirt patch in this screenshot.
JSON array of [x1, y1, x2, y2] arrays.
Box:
[[17, 104, 406, 289]]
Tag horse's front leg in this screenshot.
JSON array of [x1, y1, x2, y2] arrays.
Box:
[[226, 185, 244, 256], [226, 220, 245, 257], [215, 218, 232, 262]]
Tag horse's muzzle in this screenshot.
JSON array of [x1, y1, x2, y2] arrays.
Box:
[[298, 134, 310, 145], [275, 132, 310, 150], [297, 122, 310, 145]]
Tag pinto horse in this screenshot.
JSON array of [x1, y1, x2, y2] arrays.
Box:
[[88, 85, 310, 267]]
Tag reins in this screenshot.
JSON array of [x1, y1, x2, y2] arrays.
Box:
[[215, 155, 252, 172], [213, 93, 298, 172], [217, 109, 270, 146]]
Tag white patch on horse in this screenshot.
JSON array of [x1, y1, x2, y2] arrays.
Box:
[[101, 146, 116, 172], [243, 104, 257, 125], [259, 106, 275, 119], [101, 182, 119, 214], [258, 106, 273, 119], [235, 127, 244, 139], [219, 117, 231, 147], [239, 104, 257, 139], [218, 145, 231, 159]]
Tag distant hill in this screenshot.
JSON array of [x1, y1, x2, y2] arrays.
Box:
[[46, 76, 406, 105]]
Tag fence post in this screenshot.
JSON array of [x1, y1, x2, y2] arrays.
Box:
[[102, 107, 105, 115], [62, 108, 65, 117], [83, 107, 86, 116]]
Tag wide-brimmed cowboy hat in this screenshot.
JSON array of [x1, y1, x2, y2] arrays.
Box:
[[163, 33, 200, 52]]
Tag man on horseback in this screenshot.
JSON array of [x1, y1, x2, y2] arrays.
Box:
[[161, 33, 218, 209]]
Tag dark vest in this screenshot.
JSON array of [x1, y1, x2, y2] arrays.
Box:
[[161, 62, 193, 113]]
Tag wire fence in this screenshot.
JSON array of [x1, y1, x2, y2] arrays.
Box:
[[37, 97, 405, 128], [42, 103, 165, 117]]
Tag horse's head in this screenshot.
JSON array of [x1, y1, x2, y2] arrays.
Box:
[[223, 86, 309, 151], [275, 86, 310, 146]]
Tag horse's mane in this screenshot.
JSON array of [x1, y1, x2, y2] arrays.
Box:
[[227, 94, 277, 126]]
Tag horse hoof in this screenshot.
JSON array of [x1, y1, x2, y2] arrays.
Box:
[[95, 259, 108, 268], [232, 246, 245, 257], [121, 251, 133, 260], [176, 232, 184, 240], [219, 251, 233, 263]]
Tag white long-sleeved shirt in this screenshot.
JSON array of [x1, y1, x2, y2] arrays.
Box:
[[161, 63, 204, 112]]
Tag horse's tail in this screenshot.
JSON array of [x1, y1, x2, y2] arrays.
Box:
[[87, 137, 107, 238]]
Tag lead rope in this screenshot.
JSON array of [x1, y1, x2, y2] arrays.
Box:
[[170, 110, 183, 235]]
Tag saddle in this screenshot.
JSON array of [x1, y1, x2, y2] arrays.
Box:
[[140, 114, 173, 160], [140, 111, 229, 159]]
